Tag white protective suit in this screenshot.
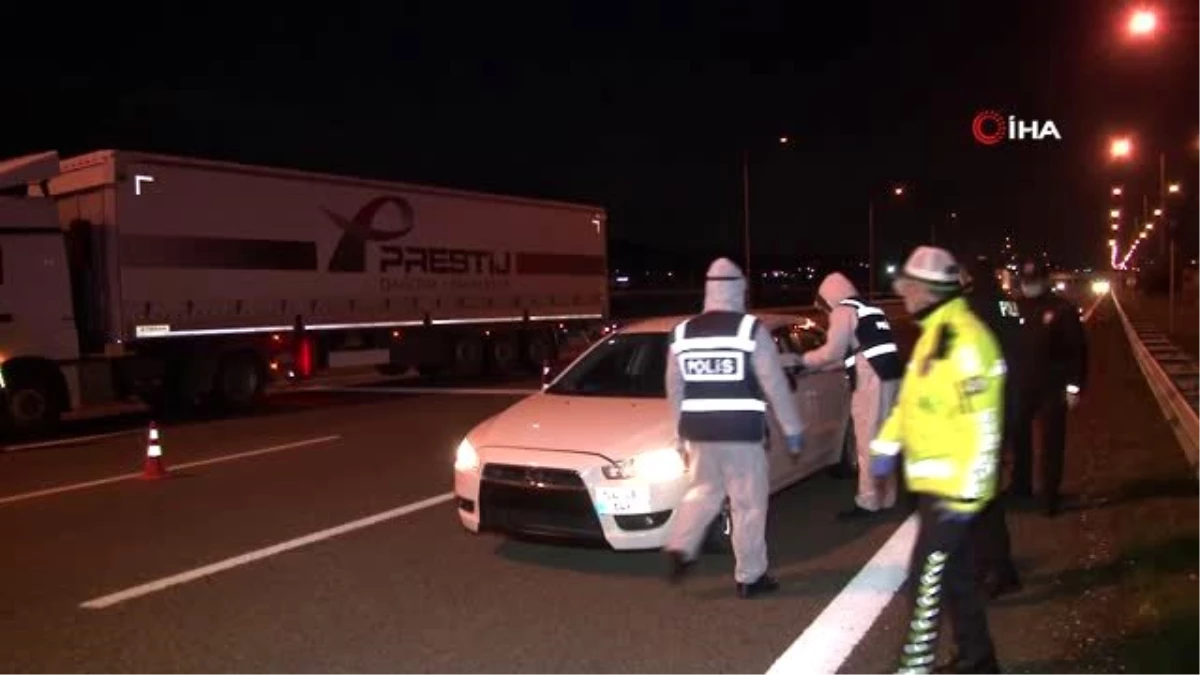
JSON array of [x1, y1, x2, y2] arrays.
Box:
[[664, 258, 804, 585], [802, 272, 899, 511]]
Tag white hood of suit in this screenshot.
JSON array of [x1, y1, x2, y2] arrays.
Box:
[[703, 257, 747, 312], [817, 272, 858, 307]]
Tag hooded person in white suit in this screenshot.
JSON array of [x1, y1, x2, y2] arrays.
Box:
[[802, 272, 904, 518], [663, 258, 804, 598]]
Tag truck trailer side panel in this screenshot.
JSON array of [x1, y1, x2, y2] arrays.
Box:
[[53, 151, 607, 341]]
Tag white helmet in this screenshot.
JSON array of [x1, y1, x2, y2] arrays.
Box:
[[900, 245, 961, 288]]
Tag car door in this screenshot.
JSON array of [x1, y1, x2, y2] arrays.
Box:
[[784, 322, 852, 476], [763, 324, 812, 489]]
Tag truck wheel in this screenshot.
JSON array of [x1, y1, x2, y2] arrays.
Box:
[[4, 378, 61, 436], [452, 337, 484, 377], [702, 499, 734, 554], [488, 337, 519, 375], [216, 352, 264, 411]]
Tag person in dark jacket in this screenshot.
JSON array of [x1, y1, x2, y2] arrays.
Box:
[[1012, 258, 1088, 517], [961, 255, 1023, 599]]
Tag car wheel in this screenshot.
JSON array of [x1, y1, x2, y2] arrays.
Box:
[[702, 499, 734, 554], [827, 419, 858, 480]]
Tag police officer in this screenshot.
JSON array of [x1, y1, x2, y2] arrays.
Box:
[[800, 272, 903, 518], [1012, 258, 1088, 517], [871, 246, 1003, 673], [663, 257, 804, 598], [961, 255, 1022, 598]]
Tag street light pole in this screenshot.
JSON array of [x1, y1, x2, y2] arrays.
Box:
[[742, 148, 752, 306], [1158, 151, 1176, 334]]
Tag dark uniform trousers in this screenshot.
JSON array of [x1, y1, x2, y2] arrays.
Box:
[[971, 383, 1019, 583], [898, 495, 997, 673], [1010, 385, 1068, 504]]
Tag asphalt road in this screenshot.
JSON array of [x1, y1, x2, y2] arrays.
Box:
[[0, 299, 1195, 673]]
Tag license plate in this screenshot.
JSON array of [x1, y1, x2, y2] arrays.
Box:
[[595, 486, 650, 515]]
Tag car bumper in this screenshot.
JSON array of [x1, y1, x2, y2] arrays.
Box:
[[454, 450, 689, 551]]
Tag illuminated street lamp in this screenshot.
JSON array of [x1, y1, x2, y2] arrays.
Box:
[[1110, 137, 1133, 159], [1146, 222, 1154, 230], [1168, 183, 1181, 194], [1111, 223, 1120, 231], [1153, 208, 1163, 216], [893, 185, 905, 196], [1109, 239, 1117, 246], [1140, 232, 1148, 239], [1128, 9, 1158, 36], [1112, 186, 1124, 196], [1110, 209, 1121, 218]]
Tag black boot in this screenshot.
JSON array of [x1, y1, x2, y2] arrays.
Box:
[[1043, 494, 1061, 518], [836, 505, 885, 520], [982, 573, 1023, 600], [664, 550, 693, 584], [735, 574, 780, 598], [934, 655, 1003, 673]]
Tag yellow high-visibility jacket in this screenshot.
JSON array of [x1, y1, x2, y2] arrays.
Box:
[[870, 296, 1005, 514]]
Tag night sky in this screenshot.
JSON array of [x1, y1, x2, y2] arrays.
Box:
[[3, 0, 1197, 275]]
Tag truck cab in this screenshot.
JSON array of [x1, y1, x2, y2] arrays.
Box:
[[0, 151, 81, 432]]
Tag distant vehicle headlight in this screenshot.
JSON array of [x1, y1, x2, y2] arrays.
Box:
[[1092, 280, 1111, 295], [602, 447, 687, 482], [454, 438, 480, 472]]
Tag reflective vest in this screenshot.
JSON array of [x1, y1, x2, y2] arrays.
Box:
[[869, 296, 1005, 515], [838, 297, 903, 391], [670, 311, 766, 443]]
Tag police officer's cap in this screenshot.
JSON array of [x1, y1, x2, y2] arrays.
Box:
[[899, 246, 961, 289]]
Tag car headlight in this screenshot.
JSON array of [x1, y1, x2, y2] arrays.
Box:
[[602, 447, 686, 482], [1092, 280, 1110, 295], [454, 438, 480, 472]]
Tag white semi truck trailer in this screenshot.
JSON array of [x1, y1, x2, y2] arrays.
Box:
[[0, 150, 608, 434]]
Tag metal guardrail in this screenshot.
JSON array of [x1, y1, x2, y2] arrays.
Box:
[[1111, 291, 1199, 468]]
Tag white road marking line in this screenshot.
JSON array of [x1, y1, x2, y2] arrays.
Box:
[[315, 385, 537, 396], [766, 513, 919, 675], [1081, 293, 1107, 323], [0, 435, 340, 507], [2, 429, 142, 453], [81, 491, 455, 609]]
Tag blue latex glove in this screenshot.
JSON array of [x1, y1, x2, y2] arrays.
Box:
[[785, 433, 804, 456], [933, 499, 975, 523], [869, 454, 899, 479]]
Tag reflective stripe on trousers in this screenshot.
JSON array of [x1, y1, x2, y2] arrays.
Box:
[[898, 550, 946, 673]]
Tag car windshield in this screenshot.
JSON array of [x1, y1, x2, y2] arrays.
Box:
[[546, 332, 669, 398]]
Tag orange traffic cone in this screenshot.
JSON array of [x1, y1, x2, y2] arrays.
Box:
[[141, 422, 168, 480]]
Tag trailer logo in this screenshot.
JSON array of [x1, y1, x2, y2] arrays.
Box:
[[322, 196, 512, 276], [323, 197, 416, 273]]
